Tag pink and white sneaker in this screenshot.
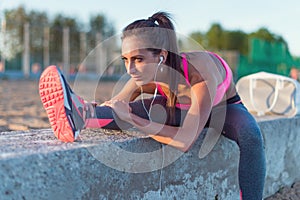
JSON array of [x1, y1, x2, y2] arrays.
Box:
[[39, 65, 86, 142]]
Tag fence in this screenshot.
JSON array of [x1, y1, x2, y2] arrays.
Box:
[[2, 21, 299, 81], [237, 38, 299, 79], [0, 22, 125, 79]]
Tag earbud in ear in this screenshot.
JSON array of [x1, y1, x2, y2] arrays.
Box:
[[157, 56, 164, 73], [158, 56, 164, 67], [159, 56, 164, 72], [160, 56, 164, 63]]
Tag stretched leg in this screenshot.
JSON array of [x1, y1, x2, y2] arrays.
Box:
[[39, 65, 184, 141], [86, 96, 170, 130], [212, 103, 266, 200]]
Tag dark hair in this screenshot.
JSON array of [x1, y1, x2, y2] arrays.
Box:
[[122, 11, 181, 125]]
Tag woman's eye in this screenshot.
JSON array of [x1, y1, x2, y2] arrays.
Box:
[[121, 57, 128, 63], [135, 58, 143, 62]]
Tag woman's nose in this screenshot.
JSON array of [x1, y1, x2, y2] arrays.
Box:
[[127, 62, 136, 74]]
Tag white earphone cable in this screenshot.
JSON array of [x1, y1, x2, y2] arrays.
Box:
[[140, 58, 164, 196], [140, 86, 157, 121], [140, 58, 161, 121], [159, 143, 165, 196]]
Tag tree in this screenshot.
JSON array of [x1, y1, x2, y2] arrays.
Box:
[[189, 31, 207, 49], [50, 14, 81, 65], [0, 26, 23, 60], [249, 27, 280, 43], [89, 14, 115, 38], [206, 23, 223, 50], [222, 30, 248, 54], [4, 6, 28, 43], [1, 6, 28, 62], [27, 10, 48, 48], [1, 6, 49, 68], [27, 10, 49, 66], [87, 14, 115, 53]]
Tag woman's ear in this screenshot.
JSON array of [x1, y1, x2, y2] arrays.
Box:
[[159, 49, 168, 63]]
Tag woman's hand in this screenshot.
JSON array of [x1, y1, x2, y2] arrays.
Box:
[[103, 100, 132, 122], [100, 100, 115, 107]]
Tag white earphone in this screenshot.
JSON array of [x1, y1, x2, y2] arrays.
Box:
[[159, 55, 164, 64], [141, 55, 164, 121], [159, 56, 164, 72]]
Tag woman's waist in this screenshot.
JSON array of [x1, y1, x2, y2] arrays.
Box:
[[174, 93, 242, 110]]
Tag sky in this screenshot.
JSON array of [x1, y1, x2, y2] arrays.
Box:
[[1, 0, 300, 56]]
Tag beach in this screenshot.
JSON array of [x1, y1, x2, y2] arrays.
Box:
[[0, 79, 119, 132], [0, 79, 299, 199], [0, 80, 49, 132]]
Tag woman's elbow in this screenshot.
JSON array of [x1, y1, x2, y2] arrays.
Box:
[[175, 143, 193, 152], [151, 135, 194, 152]]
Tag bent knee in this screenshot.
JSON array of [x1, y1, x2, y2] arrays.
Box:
[[238, 124, 264, 148]]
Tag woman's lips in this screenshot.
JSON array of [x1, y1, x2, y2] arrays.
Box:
[[131, 75, 141, 81]]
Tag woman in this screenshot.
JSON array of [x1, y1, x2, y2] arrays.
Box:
[[39, 12, 265, 199]]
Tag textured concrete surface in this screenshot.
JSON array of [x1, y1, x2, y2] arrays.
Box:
[[0, 116, 300, 199], [259, 116, 300, 196], [0, 127, 240, 200]]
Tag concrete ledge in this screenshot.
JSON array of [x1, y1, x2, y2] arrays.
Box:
[[0, 116, 300, 199]]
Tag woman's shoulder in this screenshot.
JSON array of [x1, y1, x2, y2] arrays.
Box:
[[180, 51, 225, 85], [181, 51, 217, 65], [180, 51, 220, 69], [181, 51, 209, 58]]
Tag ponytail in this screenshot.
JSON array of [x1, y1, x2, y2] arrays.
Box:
[[149, 12, 175, 30]]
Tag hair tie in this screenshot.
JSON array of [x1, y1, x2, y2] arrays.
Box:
[[148, 17, 155, 22], [148, 17, 158, 25]]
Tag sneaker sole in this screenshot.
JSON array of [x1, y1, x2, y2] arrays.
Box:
[[39, 65, 74, 142]]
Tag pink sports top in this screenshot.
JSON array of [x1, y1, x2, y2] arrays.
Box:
[[157, 52, 233, 110]]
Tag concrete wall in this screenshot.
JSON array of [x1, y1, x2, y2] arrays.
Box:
[[0, 116, 300, 199]]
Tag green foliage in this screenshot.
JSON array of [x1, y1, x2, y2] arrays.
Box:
[[189, 31, 207, 49], [87, 14, 116, 54], [50, 14, 81, 64], [1, 6, 117, 70], [25, 10, 49, 67], [89, 14, 115, 38], [28, 10, 49, 26], [187, 23, 298, 80], [1, 6, 28, 61], [2, 5, 297, 76], [249, 27, 277, 42], [188, 23, 288, 56], [206, 23, 223, 50], [221, 30, 248, 54], [4, 6, 28, 29]]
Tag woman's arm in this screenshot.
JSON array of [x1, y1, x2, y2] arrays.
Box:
[[86, 78, 139, 114], [103, 79, 157, 104], [104, 78, 140, 104], [151, 81, 214, 151], [110, 52, 221, 152], [111, 80, 216, 152]]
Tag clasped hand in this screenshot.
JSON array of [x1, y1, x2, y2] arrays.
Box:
[[100, 100, 132, 122], [83, 100, 132, 122]]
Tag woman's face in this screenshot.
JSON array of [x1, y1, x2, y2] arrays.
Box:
[[121, 37, 160, 86]]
